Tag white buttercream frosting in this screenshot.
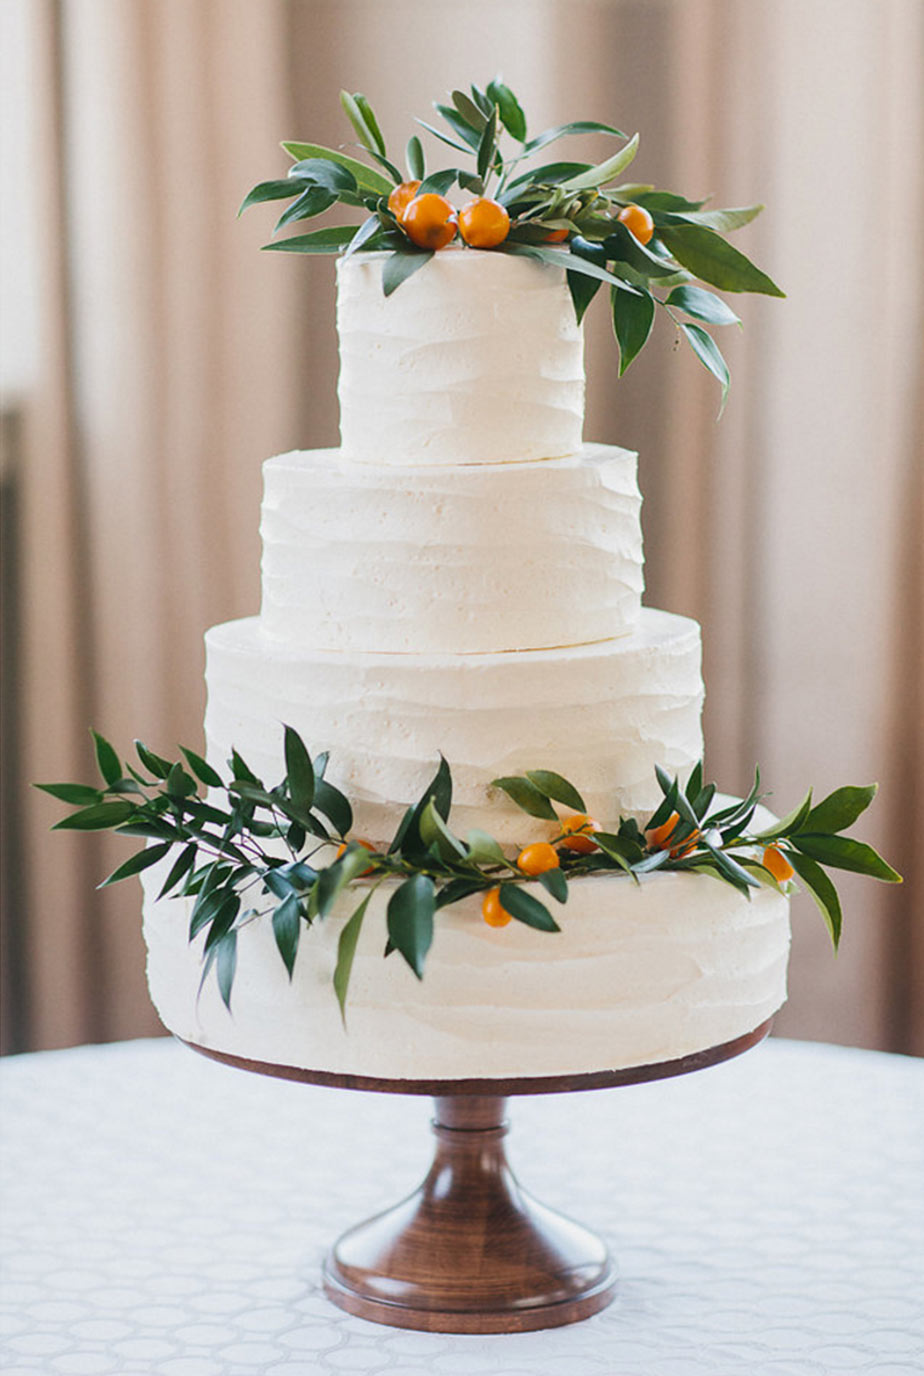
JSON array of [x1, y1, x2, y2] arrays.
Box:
[[336, 251, 584, 466], [142, 842, 791, 1080], [202, 608, 703, 844], [260, 443, 643, 653], [137, 247, 789, 1087]]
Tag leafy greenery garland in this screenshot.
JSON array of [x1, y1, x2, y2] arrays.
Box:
[[239, 79, 784, 410], [39, 728, 900, 1020]]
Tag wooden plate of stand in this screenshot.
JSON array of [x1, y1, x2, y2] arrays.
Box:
[[184, 1018, 772, 1333]]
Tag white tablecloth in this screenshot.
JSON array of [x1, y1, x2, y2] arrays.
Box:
[[1, 1036, 921, 1376]]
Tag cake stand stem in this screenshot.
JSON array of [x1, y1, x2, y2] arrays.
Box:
[[322, 1094, 616, 1333]]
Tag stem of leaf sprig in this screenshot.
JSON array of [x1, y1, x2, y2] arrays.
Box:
[[38, 730, 900, 1017], [238, 78, 784, 403]]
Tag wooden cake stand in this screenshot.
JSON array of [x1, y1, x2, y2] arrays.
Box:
[[185, 1018, 772, 1334]]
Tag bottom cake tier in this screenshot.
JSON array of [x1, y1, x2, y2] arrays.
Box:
[[142, 861, 791, 1081], [203, 607, 704, 845]]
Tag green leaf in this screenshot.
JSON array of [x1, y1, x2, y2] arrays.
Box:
[[457, 170, 484, 194], [273, 184, 339, 230], [646, 775, 679, 832], [333, 892, 372, 1023], [612, 285, 655, 375], [35, 781, 102, 806], [397, 755, 454, 861], [53, 800, 134, 831], [665, 285, 741, 326], [238, 179, 305, 215], [557, 133, 639, 192], [98, 841, 171, 887], [633, 190, 706, 212], [522, 120, 626, 155], [685, 762, 704, 802], [419, 755, 453, 823], [416, 168, 458, 197], [465, 829, 510, 866], [476, 106, 499, 183], [283, 725, 315, 812], [229, 749, 261, 784], [387, 874, 436, 979], [567, 269, 602, 325], [406, 135, 425, 180], [492, 776, 557, 821], [451, 89, 488, 132], [656, 204, 764, 233], [436, 876, 488, 909], [593, 832, 642, 876], [469, 84, 494, 117], [272, 892, 301, 978], [342, 214, 383, 261], [658, 225, 785, 296], [282, 141, 393, 196], [603, 223, 680, 278], [538, 867, 568, 903], [699, 842, 759, 893], [216, 929, 237, 1011], [134, 741, 173, 778], [434, 103, 482, 151], [498, 883, 560, 931], [525, 770, 586, 813], [487, 78, 527, 142], [365, 148, 404, 186], [354, 93, 387, 157], [415, 118, 472, 156], [262, 226, 359, 254], [681, 323, 730, 414], [287, 157, 359, 196], [788, 850, 843, 950], [202, 891, 241, 952], [793, 834, 901, 883], [166, 761, 197, 799], [179, 747, 222, 789], [340, 90, 386, 158], [419, 798, 466, 861], [92, 731, 122, 786], [803, 784, 878, 835], [311, 779, 352, 839], [158, 841, 197, 899], [382, 249, 433, 297], [313, 859, 349, 918], [753, 789, 814, 842], [501, 243, 640, 293], [503, 162, 592, 197]]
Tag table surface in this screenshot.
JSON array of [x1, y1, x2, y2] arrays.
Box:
[[1, 1037, 922, 1376]]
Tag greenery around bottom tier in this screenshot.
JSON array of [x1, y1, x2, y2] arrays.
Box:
[[38, 728, 900, 1020]]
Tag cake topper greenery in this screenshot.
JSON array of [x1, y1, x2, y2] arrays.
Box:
[[241, 79, 784, 410], [40, 729, 899, 1020]]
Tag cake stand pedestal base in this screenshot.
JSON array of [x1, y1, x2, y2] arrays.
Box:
[[322, 1094, 614, 1333], [185, 1018, 772, 1334]]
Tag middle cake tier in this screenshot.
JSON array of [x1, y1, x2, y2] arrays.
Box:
[[260, 443, 644, 654], [204, 608, 703, 845]]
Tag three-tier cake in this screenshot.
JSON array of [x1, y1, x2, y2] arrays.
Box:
[[142, 249, 791, 1079]]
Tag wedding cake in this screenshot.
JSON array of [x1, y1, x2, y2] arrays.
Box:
[[141, 249, 792, 1079]]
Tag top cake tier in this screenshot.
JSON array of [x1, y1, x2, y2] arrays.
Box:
[[337, 252, 584, 466]]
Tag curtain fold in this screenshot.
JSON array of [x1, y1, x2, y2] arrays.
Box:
[[5, 0, 921, 1053]]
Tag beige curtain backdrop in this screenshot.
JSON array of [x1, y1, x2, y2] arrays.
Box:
[[3, 0, 921, 1054]]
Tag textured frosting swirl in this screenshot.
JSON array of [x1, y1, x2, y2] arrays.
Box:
[[336, 251, 584, 466], [203, 608, 703, 844], [142, 846, 790, 1080], [260, 444, 644, 653]]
